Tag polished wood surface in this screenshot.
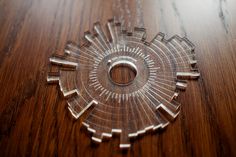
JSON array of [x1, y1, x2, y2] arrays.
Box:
[[0, 0, 236, 156]]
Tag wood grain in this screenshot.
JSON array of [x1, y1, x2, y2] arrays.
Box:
[[0, 0, 236, 156]]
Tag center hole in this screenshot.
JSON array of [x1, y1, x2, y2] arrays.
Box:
[[109, 61, 137, 86]]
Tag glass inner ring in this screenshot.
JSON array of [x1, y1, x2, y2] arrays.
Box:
[[108, 60, 137, 86]]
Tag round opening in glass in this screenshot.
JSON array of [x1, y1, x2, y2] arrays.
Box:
[[108, 60, 137, 86]]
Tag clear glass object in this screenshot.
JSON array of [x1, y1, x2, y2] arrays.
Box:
[[47, 19, 200, 149]]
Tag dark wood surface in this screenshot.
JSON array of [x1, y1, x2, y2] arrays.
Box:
[[0, 0, 236, 156]]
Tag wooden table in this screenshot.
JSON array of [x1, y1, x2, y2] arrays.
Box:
[[0, 0, 236, 156]]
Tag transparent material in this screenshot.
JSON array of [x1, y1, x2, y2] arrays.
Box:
[[47, 19, 200, 149]]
